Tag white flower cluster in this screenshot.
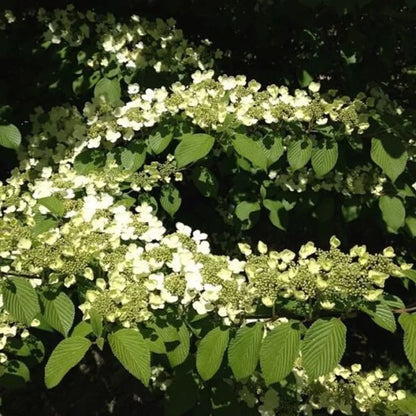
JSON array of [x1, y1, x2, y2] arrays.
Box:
[[269, 163, 387, 196], [36, 4, 221, 74], [0, 160, 403, 329], [237, 364, 406, 415], [298, 364, 406, 415], [18, 70, 383, 177]]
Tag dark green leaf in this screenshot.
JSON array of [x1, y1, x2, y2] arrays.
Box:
[[94, 77, 121, 105], [287, 137, 312, 170], [160, 184, 181, 218], [196, 327, 229, 380], [3, 277, 40, 326], [371, 136, 408, 182], [379, 196, 405, 233], [311, 140, 338, 176], [45, 336, 91, 388], [191, 166, 219, 198], [301, 318, 346, 380], [228, 323, 263, 380], [0, 124, 21, 150], [40, 292, 75, 337], [260, 322, 301, 385], [108, 329, 150, 386], [174, 134, 215, 168], [399, 313, 416, 371], [232, 134, 267, 171]]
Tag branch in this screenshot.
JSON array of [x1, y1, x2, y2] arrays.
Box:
[[0, 270, 43, 280]]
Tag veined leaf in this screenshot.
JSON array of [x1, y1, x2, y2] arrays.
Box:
[[0, 124, 21, 150], [235, 201, 261, 230], [301, 318, 346, 380], [149, 129, 173, 154], [120, 142, 146, 171], [40, 292, 75, 337], [2, 277, 40, 326], [191, 166, 219, 198], [45, 336, 91, 388], [261, 134, 284, 168], [379, 196, 405, 233], [233, 134, 267, 171], [196, 327, 229, 380], [108, 329, 150, 386], [166, 323, 190, 367], [38, 197, 65, 218], [71, 321, 93, 338], [174, 133, 215, 168], [160, 184, 181, 218], [311, 140, 338, 176], [287, 137, 312, 170], [94, 77, 121, 105], [260, 322, 301, 385], [228, 323, 263, 380], [371, 136, 408, 182], [0, 360, 30, 389], [360, 303, 396, 333], [89, 308, 103, 338], [399, 313, 416, 371], [263, 199, 288, 231]]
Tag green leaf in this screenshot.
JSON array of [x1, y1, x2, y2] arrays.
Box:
[[405, 216, 416, 238], [287, 137, 312, 170], [311, 140, 338, 176], [261, 135, 284, 168], [40, 292, 75, 337], [228, 323, 263, 380], [45, 336, 91, 388], [32, 214, 59, 236], [301, 318, 347, 380], [164, 373, 199, 416], [96, 337, 105, 351], [235, 201, 261, 230], [360, 303, 396, 333], [399, 313, 416, 371], [71, 321, 93, 338], [108, 329, 150, 386], [160, 184, 182, 218], [379, 196, 405, 233], [259, 322, 301, 385], [6, 336, 45, 365], [380, 293, 405, 310], [394, 393, 416, 416], [370, 136, 408, 182], [0, 360, 30, 389], [0, 124, 21, 150], [94, 77, 121, 105], [174, 133, 215, 168], [120, 142, 146, 171], [2, 277, 41, 326], [196, 327, 229, 380], [232, 134, 268, 171], [166, 323, 190, 367], [191, 166, 219, 198], [149, 129, 173, 154], [263, 199, 288, 231], [89, 308, 103, 338], [74, 149, 106, 175], [38, 197, 65, 217]]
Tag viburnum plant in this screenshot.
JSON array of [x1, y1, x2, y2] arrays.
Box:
[[1, 5, 416, 415]]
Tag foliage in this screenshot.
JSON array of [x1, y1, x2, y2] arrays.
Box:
[[0, 3, 416, 415]]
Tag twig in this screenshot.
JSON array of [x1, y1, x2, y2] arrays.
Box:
[[0, 270, 43, 280]]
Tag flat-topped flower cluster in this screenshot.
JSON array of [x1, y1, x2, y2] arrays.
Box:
[[0, 161, 405, 331], [36, 4, 221, 75]]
